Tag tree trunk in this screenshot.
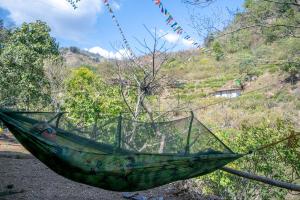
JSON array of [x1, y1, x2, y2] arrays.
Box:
[[221, 167, 300, 192]]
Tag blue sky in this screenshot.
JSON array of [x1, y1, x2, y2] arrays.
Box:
[[0, 0, 244, 58]]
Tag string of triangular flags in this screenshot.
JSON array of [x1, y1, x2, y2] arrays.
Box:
[[103, 0, 135, 58], [153, 0, 202, 49], [68, 0, 203, 54]]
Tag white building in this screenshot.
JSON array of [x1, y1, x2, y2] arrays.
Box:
[[213, 88, 242, 98]]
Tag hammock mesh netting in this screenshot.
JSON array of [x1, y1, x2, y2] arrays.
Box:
[[53, 112, 233, 155], [0, 110, 241, 191]]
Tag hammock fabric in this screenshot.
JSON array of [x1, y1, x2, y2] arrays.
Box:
[[0, 110, 242, 192]]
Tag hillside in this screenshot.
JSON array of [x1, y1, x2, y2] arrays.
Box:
[[60, 47, 104, 67], [60, 38, 300, 143], [60, 38, 300, 131], [57, 39, 300, 199], [0, 1, 299, 199]]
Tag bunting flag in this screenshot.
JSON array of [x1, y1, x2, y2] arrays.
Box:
[[152, 0, 202, 49], [68, 0, 205, 53], [102, 0, 135, 58]]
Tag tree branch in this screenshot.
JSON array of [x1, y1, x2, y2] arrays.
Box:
[[221, 167, 300, 192]]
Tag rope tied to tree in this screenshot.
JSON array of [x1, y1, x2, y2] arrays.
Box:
[[248, 131, 300, 154]]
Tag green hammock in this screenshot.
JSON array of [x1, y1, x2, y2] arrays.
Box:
[[0, 110, 242, 192]]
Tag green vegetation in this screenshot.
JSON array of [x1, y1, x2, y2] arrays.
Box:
[[163, 1, 299, 198], [0, 20, 59, 110], [208, 0, 300, 83], [0, 0, 299, 199], [202, 119, 298, 200], [212, 41, 224, 61], [63, 67, 124, 126]]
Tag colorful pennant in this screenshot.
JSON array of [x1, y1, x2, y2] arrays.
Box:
[[152, 0, 202, 49], [102, 0, 135, 58]]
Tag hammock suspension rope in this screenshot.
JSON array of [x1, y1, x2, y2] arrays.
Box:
[[3, 0, 299, 192]]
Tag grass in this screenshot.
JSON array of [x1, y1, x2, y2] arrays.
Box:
[[67, 35, 299, 135], [160, 49, 298, 133], [272, 90, 296, 103]]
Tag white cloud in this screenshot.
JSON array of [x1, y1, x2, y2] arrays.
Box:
[[160, 30, 194, 48], [164, 33, 180, 43], [0, 0, 103, 41], [111, 1, 121, 10], [181, 38, 194, 47], [88, 46, 130, 60]]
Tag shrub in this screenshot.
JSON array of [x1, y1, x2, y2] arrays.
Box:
[[212, 41, 224, 61], [199, 118, 298, 200]]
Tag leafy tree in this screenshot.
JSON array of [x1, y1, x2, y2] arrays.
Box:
[[0, 20, 59, 110], [238, 55, 258, 84], [63, 67, 126, 141], [278, 38, 300, 84], [63, 67, 124, 126], [0, 20, 10, 52], [203, 33, 215, 47], [243, 0, 299, 42], [282, 59, 300, 84], [212, 41, 224, 61], [69, 46, 80, 54], [200, 118, 299, 200]]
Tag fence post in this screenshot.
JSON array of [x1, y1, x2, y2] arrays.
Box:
[[116, 114, 122, 150], [55, 113, 64, 128], [185, 111, 194, 155]]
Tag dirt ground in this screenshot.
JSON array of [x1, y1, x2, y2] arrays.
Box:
[[0, 132, 206, 200]]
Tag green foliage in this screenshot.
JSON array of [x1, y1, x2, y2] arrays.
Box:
[[244, 0, 299, 43], [164, 58, 183, 69], [200, 118, 299, 200], [63, 67, 124, 126], [212, 41, 224, 61], [296, 101, 300, 110], [272, 90, 295, 103], [199, 58, 209, 65], [0, 20, 59, 109], [277, 38, 300, 82], [225, 30, 252, 53], [282, 59, 300, 82], [213, 0, 300, 74], [69, 46, 80, 54], [0, 20, 10, 52], [238, 55, 259, 84], [0, 3, 298, 198], [202, 75, 236, 88]]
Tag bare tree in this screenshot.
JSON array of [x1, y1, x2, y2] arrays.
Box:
[[113, 27, 176, 153], [186, 0, 300, 41], [183, 0, 300, 7], [44, 56, 68, 112], [189, 6, 233, 42], [182, 0, 217, 7]]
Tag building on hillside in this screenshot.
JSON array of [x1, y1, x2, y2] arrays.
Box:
[[212, 88, 242, 98], [212, 80, 243, 98]]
